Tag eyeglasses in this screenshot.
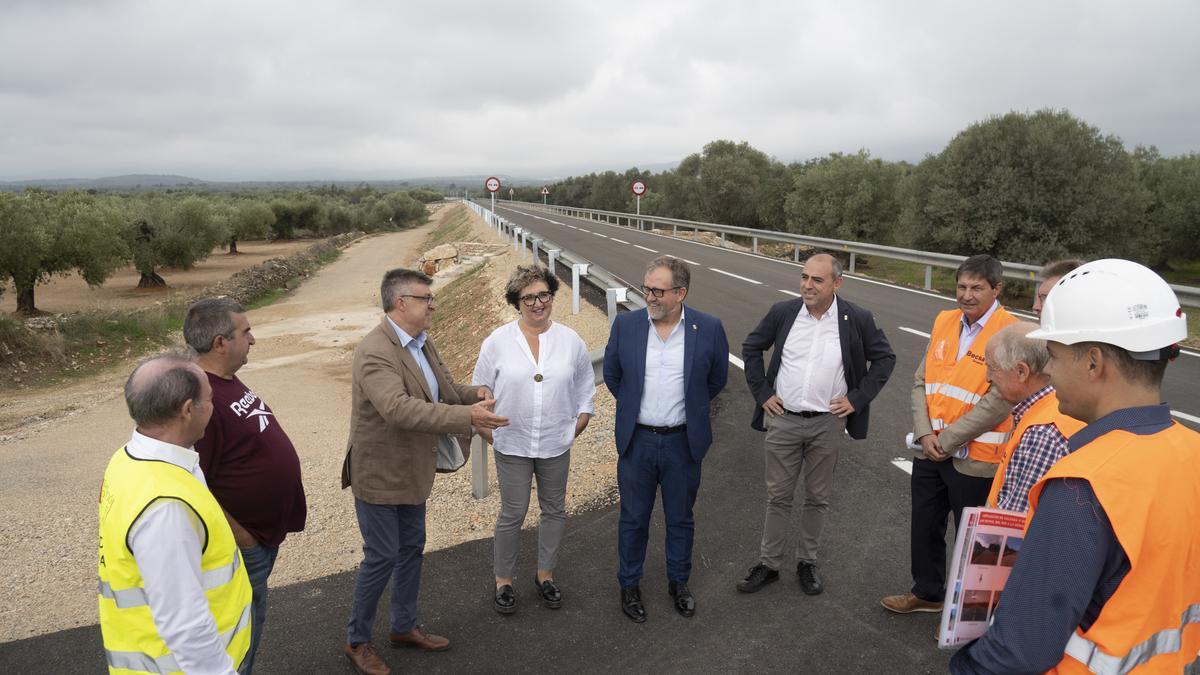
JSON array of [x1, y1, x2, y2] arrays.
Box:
[[640, 285, 682, 299], [519, 291, 553, 307], [400, 294, 434, 304]]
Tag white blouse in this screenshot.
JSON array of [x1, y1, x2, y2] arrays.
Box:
[[472, 320, 596, 458]]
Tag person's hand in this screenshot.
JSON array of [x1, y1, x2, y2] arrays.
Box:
[[920, 434, 949, 462], [829, 396, 855, 418], [471, 398, 509, 430], [478, 427, 494, 444], [762, 394, 785, 416], [476, 386, 493, 402]]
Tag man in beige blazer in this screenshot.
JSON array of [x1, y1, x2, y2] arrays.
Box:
[[341, 268, 508, 675]]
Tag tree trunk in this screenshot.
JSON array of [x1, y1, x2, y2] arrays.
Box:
[[228, 237, 240, 255], [137, 271, 168, 288], [15, 286, 37, 314]]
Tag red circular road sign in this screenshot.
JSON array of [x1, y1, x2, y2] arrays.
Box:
[[630, 179, 647, 196], [485, 176, 501, 193]]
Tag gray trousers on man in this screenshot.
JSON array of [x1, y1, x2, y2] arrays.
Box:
[[759, 412, 845, 569], [493, 449, 571, 578]]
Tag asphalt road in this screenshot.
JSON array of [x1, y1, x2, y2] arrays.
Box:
[[4, 202, 1196, 673]]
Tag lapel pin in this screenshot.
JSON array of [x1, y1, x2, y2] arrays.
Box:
[[692, 323, 698, 330], [843, 314, 848, 321]]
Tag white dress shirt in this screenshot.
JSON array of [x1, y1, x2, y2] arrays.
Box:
[[958, 300, 1000, 360], [638, 307, 687, 427], [473, 321, 596, 458], [125, 431, 238, 675], [776, 298, 847, 413]]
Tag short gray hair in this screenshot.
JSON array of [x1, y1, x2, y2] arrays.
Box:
[[124, 348, 203, 427], [183, 297, 245, 354], [646, 256, 690, 290], [380, 268, 433, 312], [989, 322, 1049, 374], [805, 253, 843, 279], [1039, 259, 1084, 281]]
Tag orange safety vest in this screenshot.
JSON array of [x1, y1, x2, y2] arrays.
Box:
[[923, 306, 1018, 463], [1027, 422, 1200, 674], [986, 389, 1085, 510]]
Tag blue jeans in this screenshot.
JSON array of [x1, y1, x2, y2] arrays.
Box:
[[238, 543, 279, 675], [617, 427, 702, 587], [346, 499, 426, 645]]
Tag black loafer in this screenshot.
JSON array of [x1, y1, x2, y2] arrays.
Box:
[[534, 577, 562, 609], [797, 562, 824, 596], [668, 581, 696, 617], [620, 585, 646, 623], [736, 563, 780, 593], [494, 584, 516, 615]]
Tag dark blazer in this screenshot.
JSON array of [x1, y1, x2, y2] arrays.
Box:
[[742, 296, 895, 439], [603, 306, 729, 463]]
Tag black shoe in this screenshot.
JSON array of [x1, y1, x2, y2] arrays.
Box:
[[668, 581, 696, 618], [620, 585, 646, 623], [736, 563, 780, 593], [494, 584, 516, 615], [797, 561, 824, 595], [534, 577, 562, 609]]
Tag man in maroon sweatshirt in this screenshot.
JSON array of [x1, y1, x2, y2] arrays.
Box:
[[185, 297, 307, 675]]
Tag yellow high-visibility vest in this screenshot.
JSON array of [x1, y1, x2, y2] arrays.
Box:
[[98, 445, 251, 674]]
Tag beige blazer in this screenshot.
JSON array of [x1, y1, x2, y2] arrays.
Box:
[[910, 355, 1013, 478], [341, 317, 480, 504]]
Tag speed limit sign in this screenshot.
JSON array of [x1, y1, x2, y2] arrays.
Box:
[[630, 179, 647, 196], [485, 176, 501, 193]]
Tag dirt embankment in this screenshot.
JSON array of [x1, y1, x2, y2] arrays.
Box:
[[0, 203, 618, 643]]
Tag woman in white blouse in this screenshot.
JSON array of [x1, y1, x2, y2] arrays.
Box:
[[473, 264, 595, 615]]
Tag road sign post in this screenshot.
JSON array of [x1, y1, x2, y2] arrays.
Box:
[[541, 186, 549, 206], [485, 176, 501, 219], [630, 179, 647, 230]]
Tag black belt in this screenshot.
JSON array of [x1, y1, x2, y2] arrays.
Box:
[[784, 409, 829, 418], [636, 423, 687, 435]]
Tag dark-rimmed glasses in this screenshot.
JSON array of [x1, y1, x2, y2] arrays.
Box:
[[519, 291, 553, 307], [640, 285, 682, 299]]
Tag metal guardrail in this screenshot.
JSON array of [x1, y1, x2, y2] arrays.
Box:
[[490, 199, 1200, 309]]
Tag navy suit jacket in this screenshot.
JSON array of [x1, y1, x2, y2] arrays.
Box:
[[742, 295, 895, 439], [603, 306, 729, 463]]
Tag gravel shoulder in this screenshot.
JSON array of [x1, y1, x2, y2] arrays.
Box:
[[0, 204, 617, 642]]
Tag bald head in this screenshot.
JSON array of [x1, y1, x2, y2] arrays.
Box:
[[124, 350, 206, 428], [800, 253, 843, 315]]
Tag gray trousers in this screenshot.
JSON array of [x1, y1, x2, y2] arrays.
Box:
[[493, 449, 571, 578], [759, 412, 845, 569]]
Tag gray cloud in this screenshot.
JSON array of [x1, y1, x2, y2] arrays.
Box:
[[1, 0, 1198, 181]]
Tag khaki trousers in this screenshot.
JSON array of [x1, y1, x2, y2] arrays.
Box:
[[759, 411, 845, 569]]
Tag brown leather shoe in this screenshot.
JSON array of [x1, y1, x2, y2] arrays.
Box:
[[344, 641, 390, 675], [388, 624, 450, 651], [880, 592, 943, 614]]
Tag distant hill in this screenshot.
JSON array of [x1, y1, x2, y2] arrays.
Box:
[[0, 174, 209, 190]]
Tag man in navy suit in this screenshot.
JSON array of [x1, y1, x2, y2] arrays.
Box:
[[737, 254, 895, 596], [603, 256, 729, 623]]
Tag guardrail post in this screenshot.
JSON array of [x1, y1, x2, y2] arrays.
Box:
[[547, 249, 560, 275], [924, 265, 933, 290], [849, 252, 857, 274], [721, 232, 726, 242], [672, 224, 677, 235], [753, 236, 758, 254], [532, 238, 543, 262], [512, 227, 521, 253], [794, 245, 800, 262], [571, 263, 589, 314], [520, 231, 528, 259], [471, 434, 489, 499], [605, 287, 628, 326]]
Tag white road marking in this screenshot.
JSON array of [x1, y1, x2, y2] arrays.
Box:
[[549, 220, 564, 225], [898, 326, 931, 339], [729, 353, 744, 370], [1172, 410, 1200, 424], [634, 244, 657, 253], [779, 290, 802, 297], [891, 458, 914, 475], [709, 268, 763, 285], [681, 258, 700, 265], [610, 238, 629, 244], [593, 232, 608, 238]]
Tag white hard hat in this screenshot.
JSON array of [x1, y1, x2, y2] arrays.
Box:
[[1028, 258, 1187, 359]]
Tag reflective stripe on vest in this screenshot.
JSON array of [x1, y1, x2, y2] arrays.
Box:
[[925, 382, 982, 406], [930, 418, 1011, 445], [103, 603, 251, 674], [98, 553, 242, 609], [1063, 603, 1200, 674]]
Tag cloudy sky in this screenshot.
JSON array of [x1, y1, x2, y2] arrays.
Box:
[[2, 0, 1198, 181]]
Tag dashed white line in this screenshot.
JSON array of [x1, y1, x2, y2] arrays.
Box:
[[610, 238, 629, 245], [567, 225, 579, 229], [779, 290, 802, 298], [1172, 410, 1200, 425], [680, 258, 699, 265], [898, 326, 931, 339], [634, 244, 657, 253], [891, 458, 914, 475], [728, 354, 744, 370], [548, 220, 564, 225], [593, 232, 608, 238], [709, 268, 763, 285]]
